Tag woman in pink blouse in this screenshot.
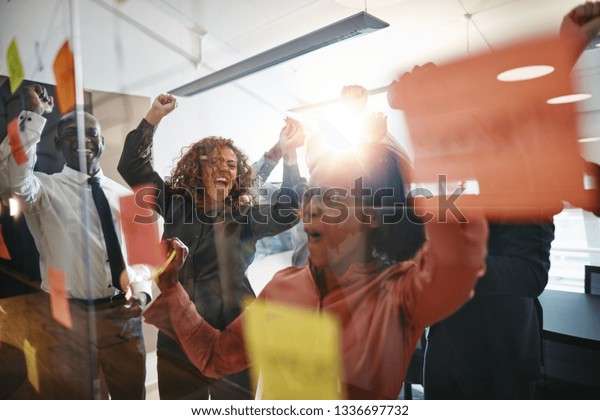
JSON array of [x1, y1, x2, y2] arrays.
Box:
[[145, 143, 488, 399]]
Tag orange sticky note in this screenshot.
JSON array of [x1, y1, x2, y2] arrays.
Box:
[[0, 225, 11, 260], [7, 118, 29, 165], [53, 40, 75, 114], [6, 38, 25, 94], [23, 339, 40, 393], [119, 185, 165, 267], [48, 267, 73, 329], [389, 36, 596, 220]]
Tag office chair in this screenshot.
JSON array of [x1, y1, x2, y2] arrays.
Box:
[[584, 265, 600, 295]]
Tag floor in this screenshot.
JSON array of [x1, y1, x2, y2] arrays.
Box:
[[145, 351, 159, 400]]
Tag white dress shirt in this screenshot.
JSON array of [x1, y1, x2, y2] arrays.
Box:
[[0, 111, 152, 300]]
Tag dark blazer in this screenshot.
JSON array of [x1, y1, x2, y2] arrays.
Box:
[[424, 221, 555, 399]]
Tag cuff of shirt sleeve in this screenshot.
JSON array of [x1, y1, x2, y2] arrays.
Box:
[[17, 111, 47, 149], [130, 279, 153, 302], [137, 119, 156, 158]]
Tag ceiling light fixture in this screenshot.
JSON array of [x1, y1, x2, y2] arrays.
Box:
[[547, 93, 592, 104], [579, 137, 600, 143], [169, 11, 389, 96], [497, 65, 555, 82]]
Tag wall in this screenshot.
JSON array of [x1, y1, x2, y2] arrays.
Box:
[[151, 82, 288, 181], [90, 90, 150, 186], [576, 47, 600, 164]]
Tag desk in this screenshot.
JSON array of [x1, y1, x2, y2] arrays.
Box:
[[539, 289, 600, 393], [0, 291, 139, 399], [539, 289, 600, 349]]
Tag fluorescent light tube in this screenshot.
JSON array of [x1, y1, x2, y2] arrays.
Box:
[[169, 11, 389, 96]]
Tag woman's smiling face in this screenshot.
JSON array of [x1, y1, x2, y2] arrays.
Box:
[[201, 146, 238, 207]]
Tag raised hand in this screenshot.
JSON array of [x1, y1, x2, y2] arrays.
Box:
[[560, 1, 600, 61], [279, 116, 305, 165], [25, 84, 54, 115], [341, 85, 369, 109], [145, 93, 178, 126]]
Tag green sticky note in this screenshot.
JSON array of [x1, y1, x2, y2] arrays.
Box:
[[6, 38, 25, 94]]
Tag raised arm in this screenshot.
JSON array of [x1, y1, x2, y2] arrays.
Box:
[[245, 118, 304, 240], [117, 94, 177, 214], [0, 85, 53, 206], [400, 217, 489, 329], [560, 1, 600, 65], [251, 140, 282, 191]]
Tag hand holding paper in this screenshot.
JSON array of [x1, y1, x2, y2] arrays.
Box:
[[155, 237, 188, 292]]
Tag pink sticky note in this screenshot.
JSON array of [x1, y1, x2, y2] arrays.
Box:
[[53, 41, 75, 115], [389, 35, 596, 220], [7, 118, 28, 165], [119, 185, 165, 267], [0, 225, 12, 260], [48, 267, 73, 330]]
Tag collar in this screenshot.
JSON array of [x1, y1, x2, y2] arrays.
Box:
[[310, 259, 417, 294], [61, 165, 104, 186]]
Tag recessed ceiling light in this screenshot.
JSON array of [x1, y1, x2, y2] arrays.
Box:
[[547, 93, 592, 104], [334, 0, 407, 7], [579, 137, 600, 143], [497, 65, 555, 82]]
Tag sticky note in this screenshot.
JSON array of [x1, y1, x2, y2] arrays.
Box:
[[48, 267, 73, 329], [0, 225, 12, 260], [53, 40, 75, 114], [119, 185, 165, 267], [243, 300, 343, 399], [389, 36, 595, 220], [7, 118, 29, 165], [23, 339, 40, 393], [6, 38, 25, 94]]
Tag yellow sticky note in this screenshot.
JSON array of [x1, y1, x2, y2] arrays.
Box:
[[23, 339, 40, 393], [6, 38, 24, 94], [243, 300, 343, 399]]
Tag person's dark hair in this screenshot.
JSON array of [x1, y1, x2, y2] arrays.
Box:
[[354, 143, 426, 264], [167, 136, 254, 210]]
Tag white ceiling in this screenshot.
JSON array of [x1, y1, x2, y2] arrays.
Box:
[[0, 0, 591, 111]]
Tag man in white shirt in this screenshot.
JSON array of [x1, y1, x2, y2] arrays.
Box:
[[0, 84, 150, 399]]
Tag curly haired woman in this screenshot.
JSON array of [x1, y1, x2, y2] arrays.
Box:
[[118, 94, 303, 400]]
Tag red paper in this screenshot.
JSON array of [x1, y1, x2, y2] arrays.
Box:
[[53, 41, 76, 114], [389, 36, 597, 220], [48, 267, 73, 329], [119, 185, 165, 267], [7, 118, 28, 165], [0, 225, 12, 260]]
